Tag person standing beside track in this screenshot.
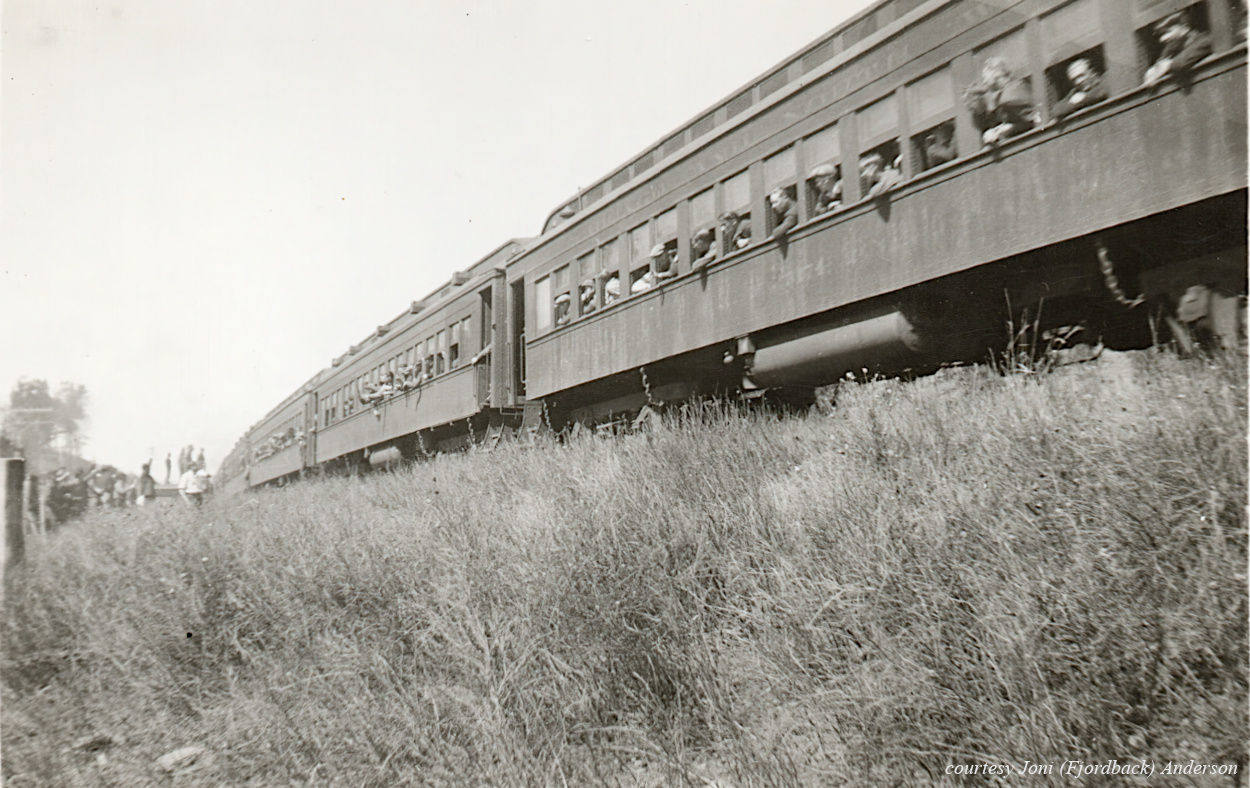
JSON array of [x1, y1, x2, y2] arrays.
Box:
[[179, 463, 209, 506], [136, 462, 158, 506]]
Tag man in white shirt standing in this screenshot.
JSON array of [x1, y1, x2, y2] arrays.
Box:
[[179, 465, 210, 506]]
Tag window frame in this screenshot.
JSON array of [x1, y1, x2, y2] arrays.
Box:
[[802, 122, 844, 218], [720, 168, 752, 255]]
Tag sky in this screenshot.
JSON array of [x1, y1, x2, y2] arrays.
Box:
[[2, 0, 874, 475]]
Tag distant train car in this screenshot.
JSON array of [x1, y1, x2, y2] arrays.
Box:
[[244, 373, 320, 487], [218, 0, 1246, 490]]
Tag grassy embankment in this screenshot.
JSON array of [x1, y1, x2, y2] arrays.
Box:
[[3, 350, 1246, 784]]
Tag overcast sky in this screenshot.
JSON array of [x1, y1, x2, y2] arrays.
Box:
[[2, 0, 873, 474]]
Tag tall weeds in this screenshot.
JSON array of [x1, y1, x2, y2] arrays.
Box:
[[3, 350, 1245, 784]]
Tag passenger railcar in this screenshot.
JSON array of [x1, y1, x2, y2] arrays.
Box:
[[217, 0, 1246, 489]]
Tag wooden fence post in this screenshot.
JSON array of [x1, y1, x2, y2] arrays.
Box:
[[3, 457, 25, 568]]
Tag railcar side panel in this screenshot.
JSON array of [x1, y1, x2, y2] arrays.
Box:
[[314, 365, 480, 461], [252, 444, 302, 482], [525, 61, 1246, 398]]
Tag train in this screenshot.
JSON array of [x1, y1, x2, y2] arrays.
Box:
[[217, 0, 1247, 493]]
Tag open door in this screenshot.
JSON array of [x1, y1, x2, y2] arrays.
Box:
[[510, 279, 526, 402]]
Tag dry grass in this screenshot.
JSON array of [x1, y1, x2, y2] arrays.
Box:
[[3, 349, 1246, 784]]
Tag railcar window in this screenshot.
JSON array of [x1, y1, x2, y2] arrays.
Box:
[[763, 147, 797, 238], [628, 223, 653, 295], [436, 330, 447, 373], [689, 187, 717, 268], [857, 93, 900, 150], [1043, 0, 1104, 64], [1046, 47, 1110, 119], [600, 238, 621, 307], [577, 250, 597, 316], [1136, 3, 1213, 84], [907, 67, 958, 173], [858, 139, 903, 198], [552, 265, 571, 326], [535, 275, 552, 331], [460, 317, 471, 356], [721, 170, 751, 254], [968, 30, 1039, 147], [1232, 0, 1248, 41], [450, 322, 461, 368], [913, 119, 957, 172], [804, 124, 842, 217], [653, 209, 678, 282]]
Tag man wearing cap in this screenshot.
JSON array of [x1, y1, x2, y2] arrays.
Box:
[[809, 164, 843, 215], [1053, 58, 1109, 119], [1143, 12, 1212, 86], [553, 292, 572, 325], [649, 243, 677, 283], [860, 153, 903, 198], [768, 189, 798, 240]]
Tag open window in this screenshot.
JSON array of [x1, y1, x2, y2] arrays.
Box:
[[1045, 46, 1109, 117], [763, 146, 798, 238], [969, 28, 1038, 137], [856, 93, 903, 197], [858, 139, 902, 198], [599, 238, 621, 307], [720, 169, 752, 254], [436, 330, 447, 374], [907, 66, 958, 173], [1039, 0, 1110, 118], [804, 123, 842, 217], [689, 187, 717, 268], [1134, 1, 1212, 82], [576, 250, 597, 316], [628, 222, 653, 295], [653, 208, 678, 282], [552, 265, 571, 326], [449, 321, 461, 368]]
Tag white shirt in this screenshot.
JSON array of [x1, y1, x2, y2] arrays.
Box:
[[179, 469, 209, 494]]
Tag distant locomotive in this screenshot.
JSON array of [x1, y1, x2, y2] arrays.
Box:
[[218, 0, 1247, 493]]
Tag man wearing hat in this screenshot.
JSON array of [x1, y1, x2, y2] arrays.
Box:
[[1053, 58, 1109, 119], [553, 291, 572, 325], [1143, 12, 1212, 86], [809, 164, 843, 215]]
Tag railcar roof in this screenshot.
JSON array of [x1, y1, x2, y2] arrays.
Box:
[[538, 0, 923, 236]]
